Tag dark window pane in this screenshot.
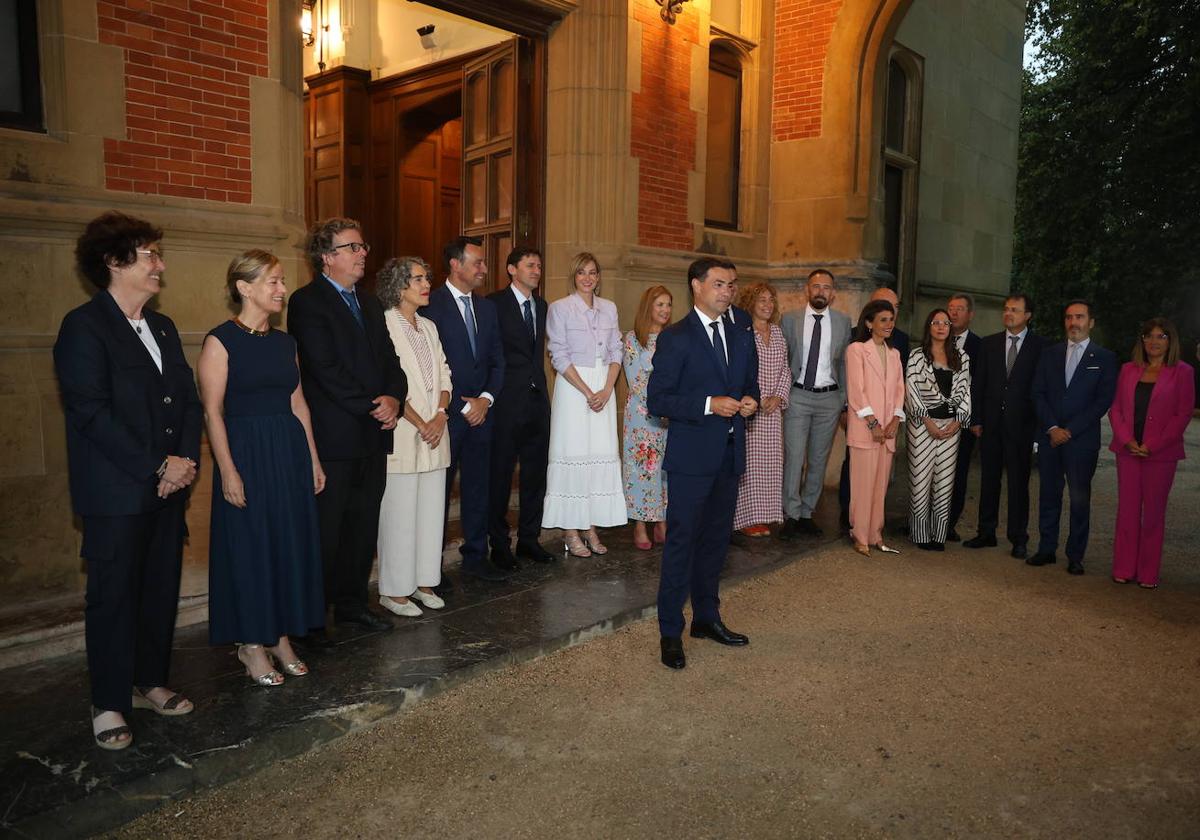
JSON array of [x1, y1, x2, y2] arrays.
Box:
[[0, 0, 43, 131], [884, 164, 903, 280], [0, 0, 23, 112], [885, 59, 906, 153], [705, 46, 741, 229]]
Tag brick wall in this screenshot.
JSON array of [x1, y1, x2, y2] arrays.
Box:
[[772, 0, 843, 141], [631, 1, 699, 251], [97, 0, 269, 203]]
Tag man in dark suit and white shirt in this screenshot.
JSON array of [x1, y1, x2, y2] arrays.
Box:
[[289, 218, 407, 633], [1028, 300, 1117, 574], [964, 293, 1047, 559], [946, 292, 983, 542], [648, 258, 759, 670], [486, 248, 556, 567], [421, 236, 508, 582]]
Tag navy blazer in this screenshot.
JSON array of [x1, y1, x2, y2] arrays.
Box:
[[1032, 340, 1118, 450], [487, 285, 547, 398], [54, 291, 203, 517], [892, 327, 911, 370], [421, 282, 505, 428], [287, 276, 407, 461], [959, 330, 983, 425], [647, 310, 761, 477], [974, 330, 1047, 437]]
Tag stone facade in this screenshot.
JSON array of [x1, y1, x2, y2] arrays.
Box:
[[0, 0, 1023, 604]]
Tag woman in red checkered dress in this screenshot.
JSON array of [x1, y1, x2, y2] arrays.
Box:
[[734, 283, 791, 536]]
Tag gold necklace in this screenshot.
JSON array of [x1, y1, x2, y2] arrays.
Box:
[[232, 317, 269, 336]]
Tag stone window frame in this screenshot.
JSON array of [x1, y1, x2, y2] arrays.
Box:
[[880, 44, 924, 298], [0, 0, 66, 141], [704, 40, 743, 230], [702, 27, 759, 240]]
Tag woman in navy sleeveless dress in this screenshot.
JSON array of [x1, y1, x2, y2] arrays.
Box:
[[198, 250, 325, 685]]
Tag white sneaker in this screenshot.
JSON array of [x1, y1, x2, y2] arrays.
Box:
[[379, 595, 423, 617], [410, 589, 445, 610]]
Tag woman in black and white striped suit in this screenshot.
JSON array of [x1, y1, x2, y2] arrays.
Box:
[[906, 309, 972, 550]]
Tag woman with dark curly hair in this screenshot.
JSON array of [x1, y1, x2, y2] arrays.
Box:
[[54, 212, 202, 750], [198, 250, 326, 686], [375, 256, 452, 616]]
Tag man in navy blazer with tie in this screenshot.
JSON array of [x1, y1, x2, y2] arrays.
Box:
[[421, 236, 507, 582], [648, 258, 760, 670], [1029, 300, 1117, 574]]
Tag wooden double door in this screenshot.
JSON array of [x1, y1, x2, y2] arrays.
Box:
[[358, 37, 544, 293]]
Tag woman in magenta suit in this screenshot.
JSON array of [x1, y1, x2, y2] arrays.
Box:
[[1108, 317, 1194, 588], [846, 299, 906, 557]]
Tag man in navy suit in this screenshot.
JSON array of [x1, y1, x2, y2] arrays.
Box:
[[1028, 300, 1117, 574], [648, 258, 760, 670], [946, 292, 983, 541], [965, 294, 1047, 558], [486, 248, 555, 568], [422, 236, 508, 582], [289, 218, 407, 633]]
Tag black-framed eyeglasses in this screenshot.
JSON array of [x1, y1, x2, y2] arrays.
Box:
[[332, 242, 371, 255], [1141, 332, 1169, 341]]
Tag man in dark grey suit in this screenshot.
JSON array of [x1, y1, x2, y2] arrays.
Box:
[[947, 292, 983, 541], [780, 269, 852, 539]]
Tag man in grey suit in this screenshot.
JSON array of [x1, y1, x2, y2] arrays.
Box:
[[780, 269, 852, 538]]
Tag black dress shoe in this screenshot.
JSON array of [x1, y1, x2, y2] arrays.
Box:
[[1010, 543, 1028, 560], [462, 561, 510, 582], [1026, 552, 1056, 566], [946, 528, 962, 542], [839, 510, 852, 533], [963, 534, 997, 549], [660, 636, 686, 669], [1067, 559, 1085, 575], [777, 518, 799, 541], [689, 620, 749, 646], [916, 541, 935, 551], [333, 608, 394, 632], [515, 541, 557, 564], [929, 541, 945, 551], [490, 548, 520, 571], [795, 517, 823, 537]]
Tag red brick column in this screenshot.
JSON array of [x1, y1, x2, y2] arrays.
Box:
[[772, 0, 844, 142], [97, 0, 269, 203]]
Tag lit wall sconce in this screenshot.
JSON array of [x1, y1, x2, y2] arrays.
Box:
[[301, 0, 315, 46], [656, 0, 689, 24]]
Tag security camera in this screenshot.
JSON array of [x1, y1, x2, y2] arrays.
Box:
[[417, 24, 437, 49]]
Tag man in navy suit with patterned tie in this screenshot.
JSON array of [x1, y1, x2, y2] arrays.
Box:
[[648, 258, 760, 670], [1029, 300, 1117, 575], [421, 236, 508, 582]]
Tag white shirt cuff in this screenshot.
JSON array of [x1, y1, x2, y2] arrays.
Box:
[[856, 406, 874, 418], [704, 397, 713, 416], [481, 391, 494, 406], [894, 409, 906, 421]]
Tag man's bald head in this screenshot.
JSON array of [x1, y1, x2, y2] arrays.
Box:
[[870, 287, 899, 314]]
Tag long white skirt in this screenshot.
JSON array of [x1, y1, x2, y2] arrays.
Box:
[[542, 360, 628, 530]]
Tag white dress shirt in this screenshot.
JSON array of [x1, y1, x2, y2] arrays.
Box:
[[446, 279, 494, 411], [510, 284, 535, 339], [695, 306, 729, 417], [798, 305, 836, 387]]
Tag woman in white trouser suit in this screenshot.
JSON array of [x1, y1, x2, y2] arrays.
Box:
[[376, 257, 452, 617]]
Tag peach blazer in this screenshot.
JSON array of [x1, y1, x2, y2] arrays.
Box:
[[845, 340, 906, 452]]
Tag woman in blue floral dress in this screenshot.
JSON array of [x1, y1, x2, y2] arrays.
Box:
[[621, 286, 673, 549]]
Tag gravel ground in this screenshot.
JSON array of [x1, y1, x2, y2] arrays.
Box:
[[115, 431, 1200, 840]]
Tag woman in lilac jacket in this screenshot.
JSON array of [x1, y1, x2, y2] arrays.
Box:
[[1108, 317, 1194, 588]]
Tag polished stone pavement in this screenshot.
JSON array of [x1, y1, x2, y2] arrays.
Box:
[[0, 515, 846, 838]]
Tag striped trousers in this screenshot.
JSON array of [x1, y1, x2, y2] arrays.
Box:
[[907, 419, 960, 544]]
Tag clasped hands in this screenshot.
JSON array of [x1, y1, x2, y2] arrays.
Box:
[[866, 415, 900, 443], [416, 409, 449, 445], [711, 396, 758, 418], [156, 455, 197, 499], [371, 395, 400, 430], [923, 416, 961, 441], [583, 386, 614, 414], [1124, 439, 1151, 458], [1048, 427, 1072, 448]]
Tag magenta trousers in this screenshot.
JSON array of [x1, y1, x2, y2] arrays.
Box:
[[1112, 453, 1179, 585]]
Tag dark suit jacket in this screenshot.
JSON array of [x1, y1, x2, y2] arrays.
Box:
[[1032, 341, 1118, 451], [486, 285, 547, 402], [54, 291, 202, 517], [958, 330, 983, 425], [975, 330, 1047, 439], [287, 276, 407, 461], [421, 283, 505, 430], [892, 327, 911, 370], [647, 310, 760, 477]]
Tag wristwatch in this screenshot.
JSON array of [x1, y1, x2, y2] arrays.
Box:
[[866, 418, 880, 430]]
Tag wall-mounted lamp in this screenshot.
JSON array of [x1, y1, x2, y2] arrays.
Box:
[[301, 0, 315, 46], [655, 0, 689, 25], [417, 24, 437, 50]]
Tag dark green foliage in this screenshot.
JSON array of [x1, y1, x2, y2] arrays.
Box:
[[1014, 0, 1200, 363]]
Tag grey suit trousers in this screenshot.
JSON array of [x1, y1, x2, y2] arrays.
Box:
[[783, 388, 844, 519]]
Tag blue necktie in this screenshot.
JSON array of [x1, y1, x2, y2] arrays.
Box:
[[339, 289, 364, 329], [523, 299, 535, 346], [1065, 343, 1081, 386], [460, 295, 478, 357], [710, 321, 728, 377]]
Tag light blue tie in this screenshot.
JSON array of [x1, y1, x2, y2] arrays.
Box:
[[459, 295, 478, 357], [1065, 343, 1081, 386]]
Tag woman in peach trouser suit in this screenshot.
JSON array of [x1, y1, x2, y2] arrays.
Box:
[[846, 299, 907, 556], [1108, 317, 1194, 589]]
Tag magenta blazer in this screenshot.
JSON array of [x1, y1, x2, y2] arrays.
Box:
[[1108, 361, 1195, 462]]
